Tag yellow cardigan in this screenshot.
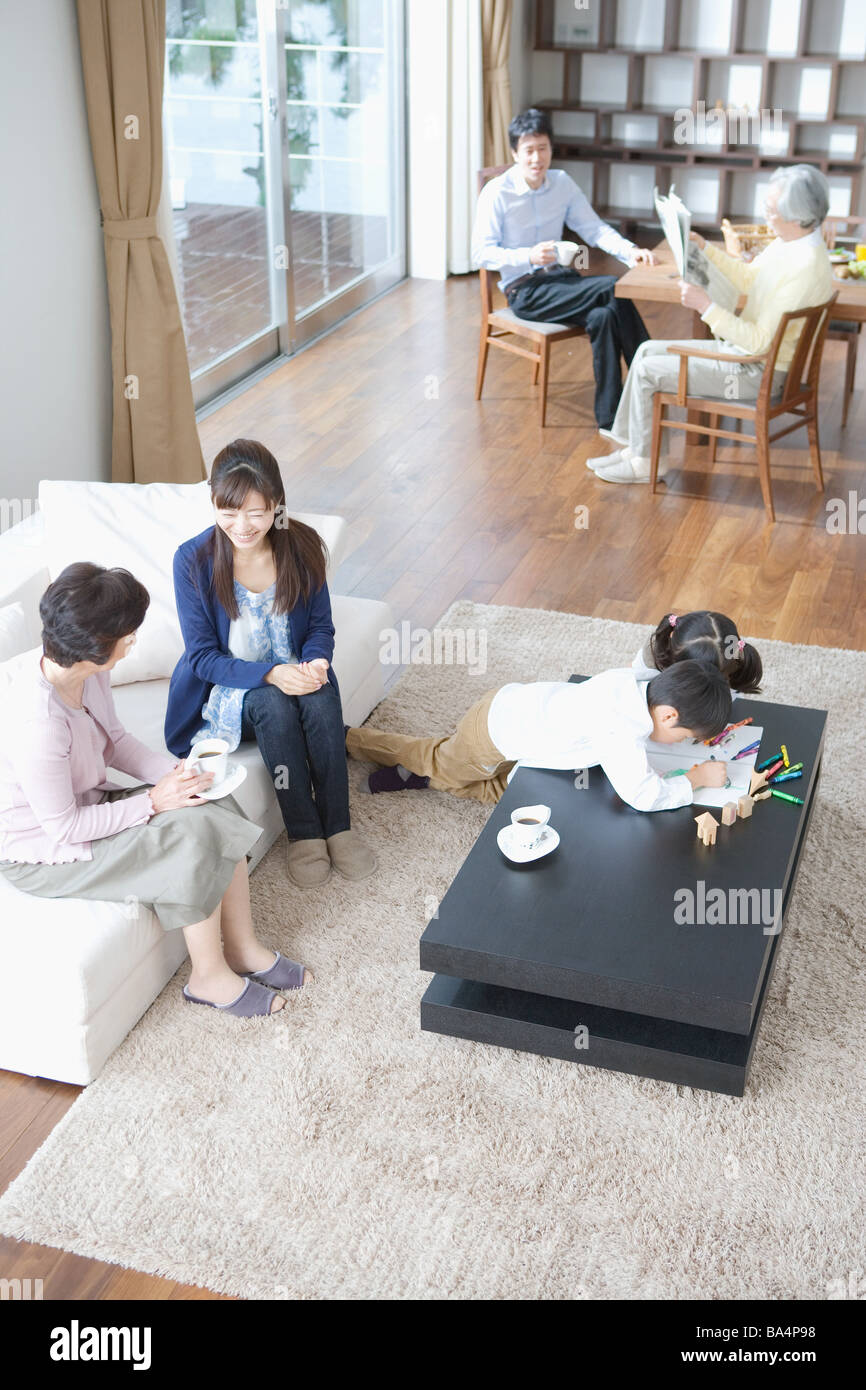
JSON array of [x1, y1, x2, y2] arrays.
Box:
[[700, 229, 834, 370]]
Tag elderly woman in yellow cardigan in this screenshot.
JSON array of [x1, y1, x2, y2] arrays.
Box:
[[587, 164, 834, 483]]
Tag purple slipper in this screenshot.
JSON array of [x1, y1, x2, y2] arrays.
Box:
[[246, 950, 307, 990], [367, 765, 430, 793], [182, 978, 283, 1017]]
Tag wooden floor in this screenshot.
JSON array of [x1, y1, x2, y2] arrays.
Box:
[[2, 256, 864, 1300]]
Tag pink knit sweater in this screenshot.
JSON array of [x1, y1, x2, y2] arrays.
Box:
[[0, 650, 175, 864]]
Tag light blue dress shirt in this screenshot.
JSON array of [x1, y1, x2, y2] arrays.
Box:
[[194, 580, 294, 752], [471, 166, 637, 293]]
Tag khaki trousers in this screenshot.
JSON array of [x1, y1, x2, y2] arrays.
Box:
[[346, 686, 515, 804]]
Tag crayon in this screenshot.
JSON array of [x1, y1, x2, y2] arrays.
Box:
[[781, 744, 790, 768], [731, 739, 762, 760], [768, 769, 802, 784], [771, 789, 804, 805], [756, 752, 783, 771], [762, 758, 785, 778], [704, 716, 753, 745]]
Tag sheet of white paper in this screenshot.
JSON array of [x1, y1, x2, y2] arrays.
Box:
[[645, 724, 765, 808], [654, 185, 688, 275], [654, 184, 741, 313]]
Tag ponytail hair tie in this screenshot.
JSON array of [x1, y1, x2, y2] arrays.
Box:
[[668, 614, 677, 627], [737, 638, 745, 652]]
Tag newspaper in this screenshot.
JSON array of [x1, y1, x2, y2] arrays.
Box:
[[654, 186, 740, 313]]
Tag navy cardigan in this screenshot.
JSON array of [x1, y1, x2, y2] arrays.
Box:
[[164, 526, 339, 756]]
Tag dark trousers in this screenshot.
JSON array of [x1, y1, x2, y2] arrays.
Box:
[[241, 681, 350, 841], [507, 266, 649, 427]]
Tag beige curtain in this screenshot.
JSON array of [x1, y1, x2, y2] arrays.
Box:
[[481, 0, 513, 168], [76, 0, 204, 484]]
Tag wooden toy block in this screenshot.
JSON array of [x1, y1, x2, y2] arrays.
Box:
[[749, 769, 769, 798], [721, 801, 738, 826], [695, 811, 720, 846], [737, 795, 754, 819]]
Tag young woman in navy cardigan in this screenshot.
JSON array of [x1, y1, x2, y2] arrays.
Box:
[[165, 439, 376, 887]]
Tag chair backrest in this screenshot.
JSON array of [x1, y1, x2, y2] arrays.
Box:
[[759, 294, 838, 406], [477, 165, 512, 314], [822, 215, 866, 249]]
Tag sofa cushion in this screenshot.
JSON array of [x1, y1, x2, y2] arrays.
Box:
[[39, 480, 214, 685], [0, 603, 28, 662]]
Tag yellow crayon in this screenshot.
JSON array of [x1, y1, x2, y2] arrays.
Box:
[[781, 744, 790, 768]]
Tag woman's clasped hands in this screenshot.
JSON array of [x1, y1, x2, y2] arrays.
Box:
[[265, 657, 329, 695]]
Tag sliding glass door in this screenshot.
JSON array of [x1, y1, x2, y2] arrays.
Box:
[[164, 0, 405, 405], [281, 0, 404, 345]]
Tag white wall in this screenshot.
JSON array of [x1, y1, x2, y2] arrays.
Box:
[[407, 0, 450, 277], [0, 0, 112, 522], [406, 0, 482, 279]]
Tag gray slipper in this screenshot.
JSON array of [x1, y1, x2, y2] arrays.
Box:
[[183, 978, 284, 1017], [246, 950, 307, 990]]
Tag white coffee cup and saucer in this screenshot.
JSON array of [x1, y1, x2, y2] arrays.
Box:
[[553, 240, 579, 267], [185, 738, 248, 802], [497, 803, 560, 864]]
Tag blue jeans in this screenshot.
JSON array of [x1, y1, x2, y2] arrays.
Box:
[[241, 681, 350, 841]]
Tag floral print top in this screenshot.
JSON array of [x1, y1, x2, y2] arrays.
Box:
[[193, 580, 294, 752]]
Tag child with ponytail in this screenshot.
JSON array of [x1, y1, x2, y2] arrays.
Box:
[[632, 611, 762, 693]]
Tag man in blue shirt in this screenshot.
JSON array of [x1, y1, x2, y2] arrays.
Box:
[[471, 108, 655, 428]]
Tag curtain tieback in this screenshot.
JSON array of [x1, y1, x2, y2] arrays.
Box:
[[102, 216, 157, 239]]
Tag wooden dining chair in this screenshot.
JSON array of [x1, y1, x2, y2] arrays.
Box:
[[822, 215, 866, 429], [475, 165, 587, 427], [649, 294, 838, 521]]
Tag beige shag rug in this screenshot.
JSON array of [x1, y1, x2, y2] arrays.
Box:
[[1, 603, 864, 1300]]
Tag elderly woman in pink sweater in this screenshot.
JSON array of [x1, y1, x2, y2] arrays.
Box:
[[0, 563, 310, 1019]]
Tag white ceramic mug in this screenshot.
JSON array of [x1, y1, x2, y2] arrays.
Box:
[[510, 804, 552, 851], [555, 240, 578, 267], [187, 737, 229, 787]]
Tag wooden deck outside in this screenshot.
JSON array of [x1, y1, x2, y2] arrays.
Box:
[[173, 203, 388, 373]]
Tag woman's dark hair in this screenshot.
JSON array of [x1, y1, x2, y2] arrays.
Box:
[[647, 660, 732, 741], [649, 610, 762, 693], [206, 439, 328, 620], [508, 107, 553, 152], [40, 563, 150, 667]]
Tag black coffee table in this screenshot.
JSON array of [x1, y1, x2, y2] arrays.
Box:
[[420, 682, 827, 1095]]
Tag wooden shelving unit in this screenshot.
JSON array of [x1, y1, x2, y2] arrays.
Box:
[[532, 0, 866, 233]]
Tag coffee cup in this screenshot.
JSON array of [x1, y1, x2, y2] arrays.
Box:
[[555, 240, 578, 267], [510, 804, 552, 851], [187, 738, 229, 787]]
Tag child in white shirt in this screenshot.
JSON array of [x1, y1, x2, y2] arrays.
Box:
[[346, 659, 731, 812]]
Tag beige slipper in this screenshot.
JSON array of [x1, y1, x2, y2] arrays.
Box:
[[287, 837, 331, 887], [326, 829, 378, 880]]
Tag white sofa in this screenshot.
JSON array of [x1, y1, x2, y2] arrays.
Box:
[[0, 480, 393, 1086]]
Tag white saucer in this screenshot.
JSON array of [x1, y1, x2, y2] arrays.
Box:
[[195, 761, 247, 801], [497, 823, 560, 864]]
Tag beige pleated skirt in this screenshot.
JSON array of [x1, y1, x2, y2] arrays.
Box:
[[0, 786, 263, 932]]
